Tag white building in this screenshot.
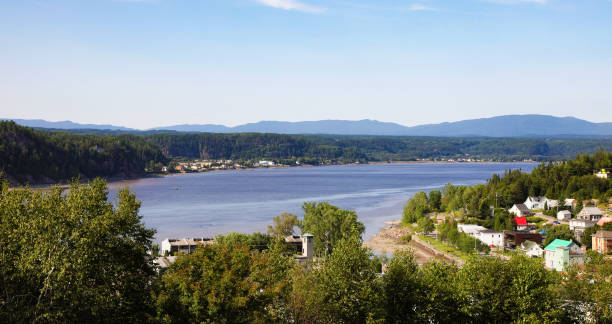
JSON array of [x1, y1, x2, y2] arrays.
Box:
[[524, 196, 547, 210], [564, 199, 577, 209], [457, 224, 504, 248], [160, 238, 214, 255], [521, 240, 544, 258], [557, 210, 572, 221], [478, 229, 504, 248], [258, 160, 276, 167], [509, 204, 532, 217], [577, 207, 604, 222], [294, 233, 314, 263], [569, 219, 596, 242]]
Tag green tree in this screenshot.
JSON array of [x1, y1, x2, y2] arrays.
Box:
[[402, 191, 429, 225], [417, 216, 435, 234], [581, 225, 601, 249], [267, 212, 298, 237], [289, 237, 383, 323], [543, 225, 576, 247], [154, 241, 294, 323], [428, 190, 442, 211], [300, 202, 365, 256], [0, 178, 156, 323], [381, 250, 422, 323]]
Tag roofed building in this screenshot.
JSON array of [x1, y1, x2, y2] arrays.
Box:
[[509, 204, 532, 217], [577, 207, 604, 222], [592, 230, 612, 255], [160, 237, 214, 255], [544, 239, 584, 271]]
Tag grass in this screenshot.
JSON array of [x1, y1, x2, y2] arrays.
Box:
[[417, 235, 472, 260]]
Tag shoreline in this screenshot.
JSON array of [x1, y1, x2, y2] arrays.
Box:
[[27, 160, 538, 190]]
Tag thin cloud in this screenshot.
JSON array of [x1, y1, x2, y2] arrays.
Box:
[[254, 0, 326, 13], [409, 4, 438, 11], [483, 0, 547, 4]]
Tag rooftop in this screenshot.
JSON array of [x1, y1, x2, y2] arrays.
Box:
[[545, 239, 573, 251], [515, 217, 528, 226], [594, 230, 612, 239]]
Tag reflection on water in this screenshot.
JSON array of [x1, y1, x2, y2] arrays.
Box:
[[108, 163, 535, 242]]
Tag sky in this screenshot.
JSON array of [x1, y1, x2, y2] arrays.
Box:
[[1, 0, 611, 129]]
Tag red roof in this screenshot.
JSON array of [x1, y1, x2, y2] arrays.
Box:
[[515, 217, 528, 226]]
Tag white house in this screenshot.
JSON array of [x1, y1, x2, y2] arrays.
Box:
[[557, 210, 572, 221], [547, 199, 560, 209], [544, 239, 585, 271], [294, 233, 314, 264], [595, 168, 610, 179], [478, 229, 504, 248], [564, 199, 577, 209], [578, 207, 604, 222], [457, 224, 503, 248], [524, 196, 547, 210], [569, 219, 596, 241], [509, 204, 532, 217], [160, 238, 214, 255], [258, 160, 276, 167], [521, 240, 543, 258]]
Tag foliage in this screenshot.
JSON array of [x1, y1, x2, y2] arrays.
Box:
[[154, 241, 295, 323], [560, 262, 612, 323], [542, 225, 576, 247], [267, 212, 298, 237], [300, 202, 365, 256], [417, 216, 435, 234], [437, 221, 491, 254], [381, 250, 422, 323], [0, 178, 156, 323], [214, 232, 274, 252], [402, 191, 429, 225], [581, 224, 601, 249], [288, 237, 383, 323], [0, 121, 167, 184]]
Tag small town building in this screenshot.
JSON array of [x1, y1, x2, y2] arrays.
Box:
[[595, 168, 610, 179], [478, 229, 504, 248], [577, 207, 604, 222], [294, 233, 314, 263], [504, 231, 542, 248], [597, 216, 612, 227], [564, 199, 577, 209], [457, 224, 488, 237], [569, 219, 596, 241], [547, 199, 560, 209], [544, 239, 585, 271], [557, 210, 572, 221], [509, 204, 532, 217], [513, 217, 532, 231], [160, 237, 214, 255], [592, 230, 612, 254], [524, 196, 547, 210], [521, 240, 544, 258], [153, 256, 177, 269]]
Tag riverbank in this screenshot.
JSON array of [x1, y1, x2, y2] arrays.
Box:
[[364, 219, 463, 265]]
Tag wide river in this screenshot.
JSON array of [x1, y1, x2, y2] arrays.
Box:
[[108, 163, 535, 242]]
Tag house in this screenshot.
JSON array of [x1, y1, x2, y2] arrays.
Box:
[[514, 217, 531, 231], [557, 210, 572, 221], [597, 216, 612, 227], [509, 204, 532, 217], [569, 219, 596, 242], [258, 160, 276, 167], [592, 230, 612, 254], [457, 224, 488, 237], [577, 207, 604, 222], [595, 168, 611, 179], [564, 199, 577, 209], [521, 240, 544, 258], [547, 199, 560, 209], [478, 229, 505, 248], [153, 256, 177, 269], [457, 225, 504, 248], [160, 238, 214, 255], [524, 196, 547, 210], [544, 239, 585, 271]]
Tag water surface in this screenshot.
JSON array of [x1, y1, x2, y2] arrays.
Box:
[[108, 163, 535, 242]]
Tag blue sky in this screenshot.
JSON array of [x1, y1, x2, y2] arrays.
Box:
[[1, 0, 611, 129]]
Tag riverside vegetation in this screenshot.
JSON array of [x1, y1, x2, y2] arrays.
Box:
[[1, 162, 611, 323], [4, 120, 612, 184]]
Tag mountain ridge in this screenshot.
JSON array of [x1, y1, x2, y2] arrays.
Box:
[[6, 115, 612, 137]]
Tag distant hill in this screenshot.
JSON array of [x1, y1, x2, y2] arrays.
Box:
[[3, 119, 136, 131], [6, 115, 612, 137]]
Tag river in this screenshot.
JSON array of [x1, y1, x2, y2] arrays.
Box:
[[107, 163, 535, 242]]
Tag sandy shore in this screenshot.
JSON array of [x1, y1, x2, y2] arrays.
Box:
[[364, 219, 462, 265]]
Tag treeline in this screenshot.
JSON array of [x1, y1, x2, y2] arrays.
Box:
[[1, 179, 610, 323], [0, 121, 167, 184], [4, 120, 612, 184]]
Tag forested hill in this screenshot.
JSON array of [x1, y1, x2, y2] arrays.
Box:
[[3, 120, 612, 184], [0, 121, 167, 184]]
